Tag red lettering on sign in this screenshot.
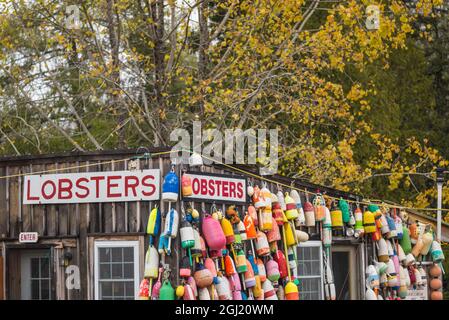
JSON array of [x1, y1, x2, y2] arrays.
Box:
[[75, 178, 89, 198], [222, 180, 229, 197], [200, 179, 208, 195], [192, 178, 200, 194], [26, 179, 39, 201], [58, 179, 73, 199], [107, 176, 121, 198], [214, 180, 222, 196], [42, 180, 56, 200], [237, 182, 243, 199], [142, 175, 156, 196], [208, 179, 215, 196], [125, 176, 139, 197], [91, 176, 105, 198], [229, 181, 236, 198]]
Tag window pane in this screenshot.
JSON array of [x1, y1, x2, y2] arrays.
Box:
[[123, 263, 134, 278], [101, 282, 113, 298], [112, 248, 123, 262], [100, 263, 111, 279], [40, 257, 50, 278], [31, 258, 40, 278], [112, 263, 123, 279], [113, 282, 125, 298], [41, 280, 50, 300], [125, 281, 135, 298], [123, 247, 134, 262], [99, 248, 110, 263], [31, 279, 40, 300]]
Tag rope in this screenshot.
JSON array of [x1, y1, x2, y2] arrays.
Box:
[[0, 148, 448, 213]]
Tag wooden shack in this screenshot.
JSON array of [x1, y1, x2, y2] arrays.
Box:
[[0, 148, 446, 300]]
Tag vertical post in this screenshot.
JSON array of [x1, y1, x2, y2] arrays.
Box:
[[436, 168, 444, 242]]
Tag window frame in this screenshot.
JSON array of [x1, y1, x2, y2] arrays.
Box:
[[94, 240, 140, 300], [297, 240, 324, 300]]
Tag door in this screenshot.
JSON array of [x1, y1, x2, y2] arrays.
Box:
[[6, 247, 54, 300], [331, 245, 360, 300], [20, 250, 52, 300]]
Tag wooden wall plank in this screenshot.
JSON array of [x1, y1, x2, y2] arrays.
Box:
[[45, 163, 58, 237], [31, 164, 46, 235], [114, 160, 126, 233], [127, 159, 140, 233], [0, 256, 4, 300], [78, 161, 89, 300], [57, 162, 69, 236], [0, 167, 8, 238], [69, 162, 79, 236], [8, 167, 20, 238], [101, 161, 113, 234], [89, 162, 100, 233], [21, 165, 32, 232]]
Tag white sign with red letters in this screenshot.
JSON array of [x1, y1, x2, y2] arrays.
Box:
[[19, 232, 39, 243], [23, 170, 160, 204], [183, 173, 247, 204]]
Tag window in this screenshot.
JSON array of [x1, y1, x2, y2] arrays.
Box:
[[94, 241, 140, 300], [296, 241, 324, 300], [20, 250, 52, 300]]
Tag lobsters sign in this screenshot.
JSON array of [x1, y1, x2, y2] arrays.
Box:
[[23, 170, 160, 204]]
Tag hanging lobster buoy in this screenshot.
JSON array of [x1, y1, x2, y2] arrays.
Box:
[[366, 265, 380, 290], [147, 207, 161, 243], [303, 201, 315, 227], [180, 219, 195, 249], [144, 245, 159, 278], [252, 186, 266, 209], [409, 223, 419, 243], [230, 272, 243, 300], [259, 208, 273, 232], [411, 238, 424, 258], [374, 261, 388, 275], [377, 238, 389, 263], [420, 232, 433, 256], [380, 215, 390, 237], [272, 201, 285, 226], [183, 284, 196, 300], [368, 204, 383, 229], [244, 260, 256, 288], [263, 280, 278, 300], [162, 167, 179, 202], [221, 217, 235, 244], [160, 280, 175, 300], [397, 244, 407, 264], [198, 287, 211, 300], [274, 250, 288, 279], [429, 264, 442, 278], [398, 267, 408, 299], [252, 275, 263, 299], [202, 214, 226, 250], [180, 256, 191, 278], [283, 222, 297, 247], [243, 212, 257, 239], [224, 254, 237, 276], [247, 184, 254, 197], [151, 268, 163, 299], [312, 191, 326, 222], [322, 228, 332, 248], [277, 191, 287, 211], [404, 253, 415, 267], [255, 231, 270, 257], [160, 208, 179, 255], [290, 189, 305, 226], [295, 230, 309, 243], [354, 207, 364, 238], [176, 285, 185, 298], [363, 210, 376, 234], [386, 215, 397, 239], [285, 192, 299, 220], [386, 240, 394, 257], [330, 202, 343, 232], [216, 275, 232, 300], [181, 174, 193, 197], [365, 288, 377, 300], [386, 259, 399, 288], [236, 250, 248, 273], [267, 217, 281, 243], [256, 258, 266, 282], [191, 228, 203, 259], [194, 264, 213, 288], [338, 198, 350, 224], [237, 221, 247, 241], [285, 282, 299, 300], [266, 259, 280, 282], [139, 278, 150, 300], [431, 241, 445, 262], [400, 226, 412, 254], [188, 276, 199, 297]]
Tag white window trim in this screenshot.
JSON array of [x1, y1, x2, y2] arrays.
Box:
[[94, 240, 140, 300], [297, 240, 324, 300]]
